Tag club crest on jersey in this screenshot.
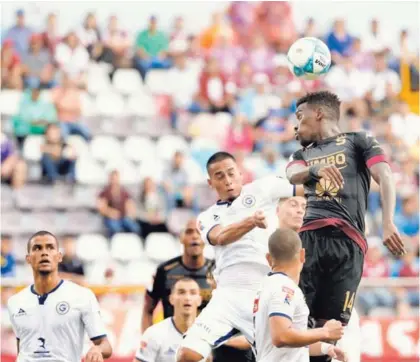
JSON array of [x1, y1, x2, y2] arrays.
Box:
[[56, 301, 70, 315], [282, 286, 295, 305], [242, 195, 256, 208]]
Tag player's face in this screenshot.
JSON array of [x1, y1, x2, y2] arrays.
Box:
[[295, 103, 320, 147], [277, 197, 306, 232], [208, 158, 242, 201], [170, 280, 202, 316], [181, 219, 204, 257], [26, 235, 62, 275]]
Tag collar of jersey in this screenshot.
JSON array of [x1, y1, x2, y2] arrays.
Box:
[[268, 271, 288, 277], [216, 190, 242, 206], [30, 279, 64, 297], [171, 317, 183, 336]]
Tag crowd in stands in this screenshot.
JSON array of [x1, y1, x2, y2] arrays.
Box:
[[1, 3, 419, 318]]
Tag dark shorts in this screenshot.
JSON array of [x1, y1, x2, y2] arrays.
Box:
[[299, 227, 364, 325], [212, 345, 255, 362]]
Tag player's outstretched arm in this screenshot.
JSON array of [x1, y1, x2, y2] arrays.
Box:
[[370, 162, 405, 255], [86, 337, 113, 361], [270, 317, 343, 348]]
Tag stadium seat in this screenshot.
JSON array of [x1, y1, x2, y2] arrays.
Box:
[[123, 136, 157, 164], [22, 135, 44, 162], [67, 135, 90, 157], [184, 157, 206, 184], [137, 159, 165, 183], [244, 155, 265, 173], [84, 261, 110, 284], [95, 92, 126, 117], [87, 63, 113, 96], [110, 233, 144, 262], [146, 70, 171, 95], [0, 90, 22, 116], [145, 233, 179, 263], [59, 211, 103, 234], [15, 185, 54, 210], [90, 135, 123, 163], [1, 185, 14, 211], [76, 233, 109, 262], [72, 185, 101, 209], [104, 158, 140, 185], [1, 211, 25, 235], [167, 208, 196, 235], [112, 69, 143, 95], [80, 92, 97, 117], [190, 137, 220, 171], [125, 260, 157, 286], [156, 134, 189, 161], [30, 212, 61, 234], [75, 157, 107, 185], [126, 92, 157, 118]]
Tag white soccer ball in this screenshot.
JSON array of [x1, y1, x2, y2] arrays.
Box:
[[287, 37, 331, 80]]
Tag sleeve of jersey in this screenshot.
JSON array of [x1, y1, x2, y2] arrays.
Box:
[[81, 289, 108, 341], [6, 301, 20, 339], [262, 175, 296, 200], [286, 150, 307, 170], [268, 283, 297, 321], [355, 132, 387, 168], [135, 327, 160, 362], [197, 210, 219, 246]]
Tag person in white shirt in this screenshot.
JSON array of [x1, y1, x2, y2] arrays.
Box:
[[254, 228, 347, 362], [7, 230, 112, 362], [134, 278, 202, 362], [177, 151, 304, 362]]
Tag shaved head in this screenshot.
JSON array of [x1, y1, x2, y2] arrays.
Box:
[[268, 228, 302, 262]]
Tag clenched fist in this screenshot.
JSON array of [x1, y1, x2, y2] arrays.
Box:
[[322, 319, 344, 341], [252, 210, 267, 229]]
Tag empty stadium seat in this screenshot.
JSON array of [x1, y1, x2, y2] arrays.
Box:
[[1, 211, 25, 235], [15, 185, 54, 210], [58, 211, 103, 234], [23, 135, 44, 162], [0, 90, 22, 116], [156, 134, 189, 161], [1, 185, 14, 211], [104, 158, 140, 185], [167, 208, 196, 235], [146, 70, 172, 95], [110, 233, 144, 262], [190, 137, 220, 171], [66, 135, 90, 157], [126, 92, 157, 118], [80, 92, 97, 117], [75, 157, 107, 185], [113, 69, 143, 95], [123, 136, 157, 163], [137, 159, 165, 182], [87, 63, 113, 96], [145, 233, 179, 262], [95, 92, 126, 117], [125, 260, 157, 285], [90, 135, 123, 163], [76, 233, 109, 262]]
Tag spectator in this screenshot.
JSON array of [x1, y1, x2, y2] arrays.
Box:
[[301, 18, 318, 38], [246, 34, 274, 74], [389, 101, 420, 147], [40, 123, 76, 184], [363, 19, 388, 53], [394, 193, 419, 238], [3, 9, 32, 56], [231, 60, 253, 95], [1, 133, 27, 189], [233, 151, 254, 184], [97, 170, 140, 237], [325, 19, 353, 63], [101, 15, 131, 69], [1, 39, 23, 89], [210, 32, 245, 76], [133, 16, 170, 80], [51, 73, 91, 141], [1, 235, 16, 278], [228, 2, 258, 47], [55, 32, 89, 84], [77, 12, 101, 53], [58, 235, 85, 284], [199, 12, 231, 50], [137, 177, 168, 239], [21, 33, 56, 89], [254, 146, 288, 178], [170, 16, 188, 47], [357, 244, 395, 315], [41, 13, 61, 55], [13, 85, 57, 148], [225, 112, 254, 154], [163, 151, 197, 212], [349, 37, 374, 70]]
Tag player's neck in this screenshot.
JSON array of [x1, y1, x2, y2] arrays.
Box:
[[33, 273, 62, 295], [271, 264, 300, 285], [320, 123, 341, 140], [182, 254, 205, 269], [173, 314, 196, 334]]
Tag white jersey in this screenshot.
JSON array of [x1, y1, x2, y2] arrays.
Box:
[[254, 272, 310, 362], [197, 176, 295, 288], [7, 280, 107, 362], [136, 317, 184, 362]]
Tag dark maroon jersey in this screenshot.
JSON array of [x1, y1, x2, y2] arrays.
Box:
[[287, 132, 387, 253]]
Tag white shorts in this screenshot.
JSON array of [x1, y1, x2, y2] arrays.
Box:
[[181, 287, 256, 359]]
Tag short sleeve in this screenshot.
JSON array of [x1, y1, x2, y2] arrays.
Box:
[[197, 211, 220, 246], [354, 132, 387, 168], [135, 327, 160, 362], [268, 283, 297, 320], [258, 176, 296, 201], [286, 149, 307, 170], [6, 301, 20, 339], [81, 289, 107, 341], [146, 266, 165, 302]]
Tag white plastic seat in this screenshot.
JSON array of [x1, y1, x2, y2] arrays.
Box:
[[0, 90, 22, 116], [90, 135, 123, 163], [156, 135, 189, 161], [125, 260, 157, 286], [137, 159, 164, 183], [87, 63, 113, 95], [75, 157, 107, 185], [113, 69, 143, 95], [146, 70, 171, 95], [67, 135, 90, 157], [80, 92, 97, 117], [110, 233, 144, 262], [23, 135, 43, 162], [184, 157, 206, 184], [76, 234, 109, 262], [123, 136, 157, 163], [126, 92, 157, 118], [95, 92, 125, 117], [104, 158, 140, 185], [145, 233, 179, 262]]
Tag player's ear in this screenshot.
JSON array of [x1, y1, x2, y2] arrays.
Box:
[[207, 178, 212, 189], [266, 253, 272, 268], [300, 248, 305, 264], [25, 254, 31, 265], [169, 293, 175, 307], [58, 250, 63, 263]]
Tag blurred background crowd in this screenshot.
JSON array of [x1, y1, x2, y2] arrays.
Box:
[[1, 1, 419, 330]]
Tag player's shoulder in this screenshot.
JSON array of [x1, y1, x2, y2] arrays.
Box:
[[267, 272, 298, 290], [62, 280, 96, 300], [159, 256, 182, 272], [7, 286, 32, 309], [144, 317, 173, 337]]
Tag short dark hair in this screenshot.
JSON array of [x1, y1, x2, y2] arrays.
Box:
[[206, 151, 236, 172], [171, 277, 200, 293], [27, 230, 59, 253], [268, 228, 302, 262], [296, 91, 341, 121]]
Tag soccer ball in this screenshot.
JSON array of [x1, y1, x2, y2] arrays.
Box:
[[287, 37, 331, 79]]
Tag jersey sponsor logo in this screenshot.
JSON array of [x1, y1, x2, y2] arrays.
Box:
[[307, 150, 347, 170], [315, 178, 342, 202], [56, 301, 70, 315], [165, 346, 178, 355], [282, 286, 295, 305], [242, 195, 256, 208], [33, 337, 51, 357]]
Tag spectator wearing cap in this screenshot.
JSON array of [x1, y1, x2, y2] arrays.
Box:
[[1, 133, 27, 189], [133, 16, 171, 80], [41, 123, 77, 184], [3, 9, 32, 56], [325, 19, 353, 64], [1, 39, 23, 89], [12, 84, 57, 148], [1, 235, 16, 278], [21, 33, 56, 89]]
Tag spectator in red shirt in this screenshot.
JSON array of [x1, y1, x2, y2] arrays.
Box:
[[357, 244, 395, 315], [1, 39, 23, 89], [97, 170, 140, 237], [225, 112, 254, 154]]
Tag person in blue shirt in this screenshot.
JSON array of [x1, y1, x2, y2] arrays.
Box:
[[1, 235, 16, 277], [3, 9, 32, 56], [394, 194, 419, 237], [326, 19, 353, 63]]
